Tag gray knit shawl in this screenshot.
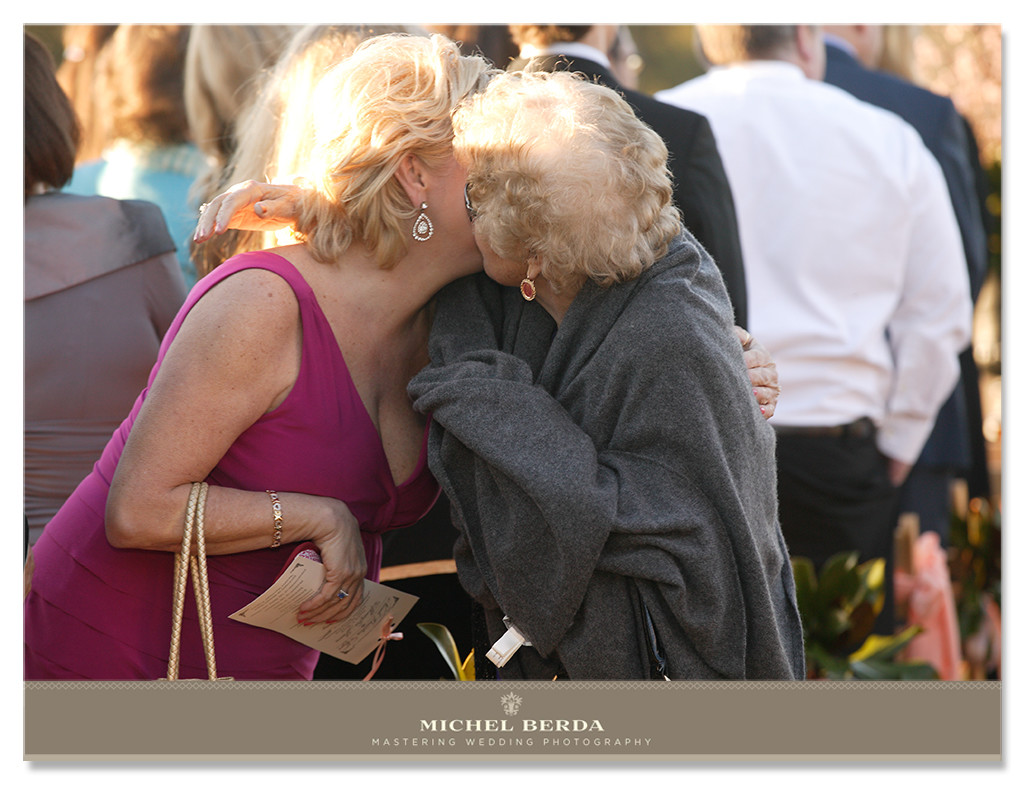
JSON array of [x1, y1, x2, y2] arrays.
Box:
[[408, 233, 805, 680]]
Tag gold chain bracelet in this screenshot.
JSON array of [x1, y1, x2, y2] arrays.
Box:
[[266, 490, 283, 548]]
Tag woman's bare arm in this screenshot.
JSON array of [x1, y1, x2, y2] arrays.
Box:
[[106, 268, 363, 620]]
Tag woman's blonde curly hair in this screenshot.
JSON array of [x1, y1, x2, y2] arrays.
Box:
[[453, 70, 681, 292], [296, 33, 494, 268]]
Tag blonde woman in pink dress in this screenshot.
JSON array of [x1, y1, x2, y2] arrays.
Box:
[[24, 33, 493, 680]]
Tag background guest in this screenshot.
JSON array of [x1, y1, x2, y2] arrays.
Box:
[[24, 32, 187, 549], [54, 24, 117, 164], [822, 24, 991, 545], [428, 24, 519, 68], [64, 25, 205, 287]]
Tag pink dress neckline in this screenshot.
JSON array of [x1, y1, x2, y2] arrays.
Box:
[[255, 250, 432, 491]]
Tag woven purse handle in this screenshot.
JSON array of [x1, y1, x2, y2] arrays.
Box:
[[163, 481, 231, 681]]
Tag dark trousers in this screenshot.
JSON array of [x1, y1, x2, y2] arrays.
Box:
[[899, 463, 954, 547], [775, 422, 901, 635]]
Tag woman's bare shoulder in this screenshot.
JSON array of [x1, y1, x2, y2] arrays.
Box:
[[170, 263, 303, 372], [198, 260, 300, 320]]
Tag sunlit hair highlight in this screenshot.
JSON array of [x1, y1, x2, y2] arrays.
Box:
[[189, 24, 420, 275], [296, 33, 494, 268]]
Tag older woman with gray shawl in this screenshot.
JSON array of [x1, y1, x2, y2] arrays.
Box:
[[406, 70, 805, 680]]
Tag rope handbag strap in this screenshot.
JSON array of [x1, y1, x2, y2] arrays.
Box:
[[163, 482, 230, 681]]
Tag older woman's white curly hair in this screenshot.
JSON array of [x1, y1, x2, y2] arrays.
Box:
[[295, 33, 494, 268], [453, 70, 681, 292]]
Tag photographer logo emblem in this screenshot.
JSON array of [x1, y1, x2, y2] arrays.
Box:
[[500, 692, 523, 716]]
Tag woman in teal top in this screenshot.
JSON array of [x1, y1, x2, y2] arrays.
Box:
[[65, 25, 204, 287]]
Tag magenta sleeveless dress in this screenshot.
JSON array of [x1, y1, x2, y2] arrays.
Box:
[[24, 251, 440, 680]]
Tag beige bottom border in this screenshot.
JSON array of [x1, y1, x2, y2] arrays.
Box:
[[28, 755, 1003, 764], [25, 680, 1001, 762]]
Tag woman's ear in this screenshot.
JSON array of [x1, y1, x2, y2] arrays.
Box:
[[526, 255, 544, 281], [394, 154, 428, 208]]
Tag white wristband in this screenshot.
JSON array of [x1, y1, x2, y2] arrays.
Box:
[[486, 619, 531, 667]]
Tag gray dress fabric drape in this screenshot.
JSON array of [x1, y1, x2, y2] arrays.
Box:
[[408, 232, 805, 680], [24, 192, 186, 545]]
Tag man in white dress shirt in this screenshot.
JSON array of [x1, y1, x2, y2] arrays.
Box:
[[657, 25, 972, 634]]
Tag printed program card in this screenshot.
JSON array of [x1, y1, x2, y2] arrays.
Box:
[[229, 553, 418, 664]]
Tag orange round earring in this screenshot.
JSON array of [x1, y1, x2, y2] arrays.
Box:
[[520, 277, 536, 301]]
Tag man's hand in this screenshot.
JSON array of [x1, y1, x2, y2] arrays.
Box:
[[887, 457, 913, 487]]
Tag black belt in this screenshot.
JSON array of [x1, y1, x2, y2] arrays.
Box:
[[772, 416, 875, 440]]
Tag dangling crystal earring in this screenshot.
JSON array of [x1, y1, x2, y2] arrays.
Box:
[[520, 277, 537, 301], [412, 202, 434, 242]]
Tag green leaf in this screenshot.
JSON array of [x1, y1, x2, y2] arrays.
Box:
[[849, 657, 938, 680], [850, 627, 921, 663], [417, 622, 470, 681], [817, 552, 861, 604], [893, 661, 940, 680], [791, 557, 819, 621], [858, 558, 887, 615], [861, 557, 886, 592], [837, 600, 880, 650], [805, 643, 852, 680], [822, 607, 852, 640]]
